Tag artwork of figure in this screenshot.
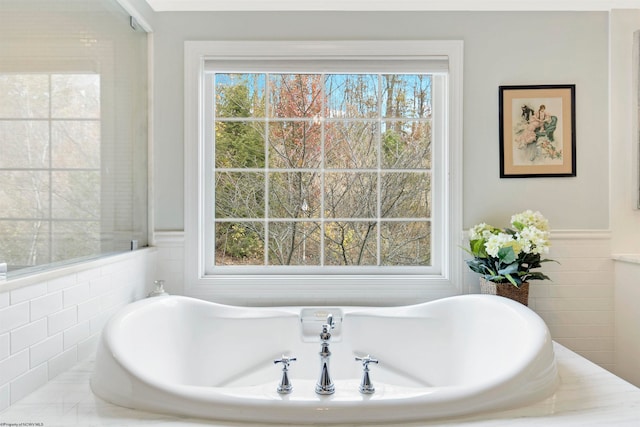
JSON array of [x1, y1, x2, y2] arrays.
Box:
[[512, 99, 563, 165]]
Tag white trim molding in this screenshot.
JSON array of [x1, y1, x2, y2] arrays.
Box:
[[147, 0, 640, 12]]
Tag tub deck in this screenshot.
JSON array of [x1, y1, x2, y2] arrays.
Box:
[[2, 343, 638, 426]]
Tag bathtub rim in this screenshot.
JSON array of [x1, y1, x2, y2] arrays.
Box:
[[90, 293, 559, 424]]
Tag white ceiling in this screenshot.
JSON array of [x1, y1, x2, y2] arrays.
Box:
[[145, 0, 640, 12]]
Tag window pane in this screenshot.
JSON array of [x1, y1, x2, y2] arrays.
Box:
[[209, 71, 436, 270], [326, 74, 378, 118], [0, 74, 49, 118], [325, 121, 378, 169], [268, 121, 321, 168], [51, 74, 100, 119], [215, 121, 265, 168], [0, 121, 49, 168], [215, 222, 264, 265], [381, 221, 431, 266], [215, 172, 265, 218], [325, 221, 377, 266], [0, 220, 50, 267], [381, 172, 431, 218], [382, 75, 432, 119], [268, 172, 320, 218], [52, 121, 100, 168], [52, 171, 100, 219], [0, 171, 49, 218], [52, 221, 100, 262], [381, 121, 432, 169], [268, 221, 320, 265], [270, 74, 324, 118], [215, 73, 265, 118], [325, 172, 377, 218]]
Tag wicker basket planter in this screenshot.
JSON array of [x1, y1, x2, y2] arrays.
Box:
[[479, 278, 530, 306]]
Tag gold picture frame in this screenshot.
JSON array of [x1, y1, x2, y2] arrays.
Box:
[[499, 85, 576, 178]]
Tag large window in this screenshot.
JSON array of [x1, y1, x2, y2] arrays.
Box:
[[185, 41, 463, 304], [211, 72, 434, 268]]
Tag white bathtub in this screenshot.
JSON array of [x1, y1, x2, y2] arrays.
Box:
[[90, 294, 558, 424]]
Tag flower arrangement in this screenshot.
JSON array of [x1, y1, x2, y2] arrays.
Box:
[[465, 210, 555, 287]]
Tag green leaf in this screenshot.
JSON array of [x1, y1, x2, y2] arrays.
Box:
[[470, 239, 487, 258], [497, 246, 516, 264], [498, 262, 519, 276], [511, 221, 525, 231]]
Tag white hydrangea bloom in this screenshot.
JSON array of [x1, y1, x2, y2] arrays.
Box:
[[517, 226, 550, 255], [469, 223, 496, 240], [485, 232, 522, 258], [511, 210, 549, 232]]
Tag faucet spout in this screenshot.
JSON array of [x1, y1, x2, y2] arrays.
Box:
[[315, 314, 335, 395]]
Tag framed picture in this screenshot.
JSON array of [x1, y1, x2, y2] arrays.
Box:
[[499, 84, 576, 178]]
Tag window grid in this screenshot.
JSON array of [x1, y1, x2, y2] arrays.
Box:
[[212, 72, 432, 267], [0, 73, 101, 267]]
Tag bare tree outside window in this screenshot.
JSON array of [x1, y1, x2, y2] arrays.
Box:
[[213, 72, 432, 267]]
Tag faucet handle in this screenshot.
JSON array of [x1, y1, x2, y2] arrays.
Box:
[[274, 355, 297, 394], [355, 355, 379, 369], [355, 355, 378, 394], [274, 355, 297, 368]]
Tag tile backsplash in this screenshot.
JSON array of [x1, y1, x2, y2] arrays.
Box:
[[0, 248, 156, 411]]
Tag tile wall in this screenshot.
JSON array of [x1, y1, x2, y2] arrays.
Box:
[[0, 248, 157, 411]]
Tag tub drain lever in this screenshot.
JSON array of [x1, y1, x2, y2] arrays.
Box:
[[274, 355, 297, 394], [355, 355, 379, 394]]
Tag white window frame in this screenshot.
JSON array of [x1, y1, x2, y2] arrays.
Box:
[[184, 40, 463, 305]]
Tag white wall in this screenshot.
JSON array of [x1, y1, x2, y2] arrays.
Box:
[[610, 9, 640, 253], [0, 249, 157, 411], [610, 10, 640, 388], [152, 11, 609, 231]]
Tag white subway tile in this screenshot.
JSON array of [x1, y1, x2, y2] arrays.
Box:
[[539, 310, 614, 326], [47, 274, 77, 293], [0, 383, 8, 412], [10, 319, 47, 354], [0, 349, 29, 385], [551, 324, 614, 339], [10, 283, 47, 305], [30, 292, 63, 321], [0, 292, 8, 309], [48, 307, 77, 335], [76, 267, 101, 283], [10, 363, 47, 404], [89, 275, 112, 296], [63, 282, 91, 308], [90, 310, 113, 335], [548, 284, 613, 299], [77, 334, 99, 361], [0, 302, 29, 335], [77, 297, 102, 322], [0, 334, 8, 361], [29, 333, 63, 368], [48, 347, 77, 380], [63, 321, 91, 350]]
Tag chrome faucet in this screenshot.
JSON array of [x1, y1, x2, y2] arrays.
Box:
[[355, 355, 378, 394], [274, 355, 297, 394], [315, 314, 335, 395]]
